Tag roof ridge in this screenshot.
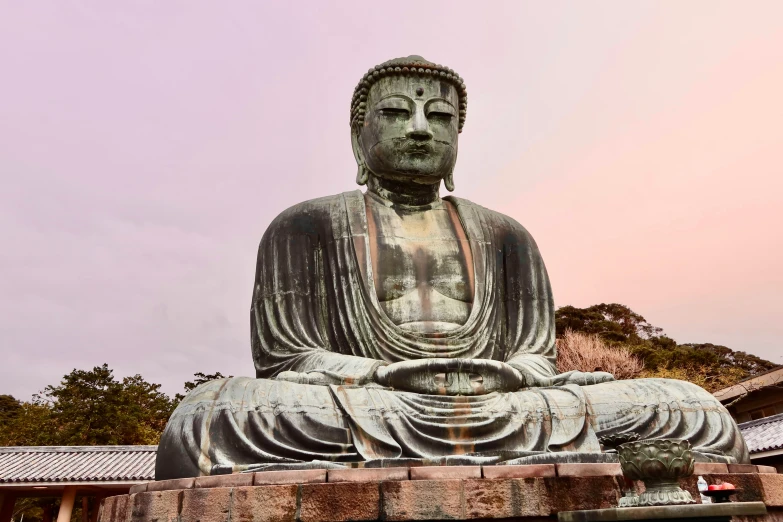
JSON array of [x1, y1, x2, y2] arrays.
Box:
[[0, 445, 158, 453], [738, 412, 783, 429], [736, 364, 783, 384]]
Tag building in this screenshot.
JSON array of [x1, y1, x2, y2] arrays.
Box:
[[714, 366, 783, 471], [0, 446, 155, 522], [715, 366, 783, 423], [736, 413, 783, 472]]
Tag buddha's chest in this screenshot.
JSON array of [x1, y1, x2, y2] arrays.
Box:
[[364, 197, 474, 332]]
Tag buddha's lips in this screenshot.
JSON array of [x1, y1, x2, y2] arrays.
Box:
[[404, 143, 433, 155]]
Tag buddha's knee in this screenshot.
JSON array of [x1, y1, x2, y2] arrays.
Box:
[[633, 378, 726, 406], [174, 376, 339, 407], [584, 377, 729, 414]]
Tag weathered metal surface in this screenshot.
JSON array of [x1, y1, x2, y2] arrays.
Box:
[[618, 439, 696, 506], [0, 446, 156, 483], [155, 56, 750, 480]]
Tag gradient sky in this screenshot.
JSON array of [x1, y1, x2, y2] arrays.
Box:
[[2, 1, 782, 400]]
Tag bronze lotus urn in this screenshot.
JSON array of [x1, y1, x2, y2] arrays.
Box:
[[600, 432, 641, 453], [618, 438, 696, 506]]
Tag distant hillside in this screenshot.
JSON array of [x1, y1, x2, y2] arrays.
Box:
[[555, 303, 776, 392]]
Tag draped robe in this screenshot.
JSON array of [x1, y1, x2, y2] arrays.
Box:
[[156, 191, 749, 479]]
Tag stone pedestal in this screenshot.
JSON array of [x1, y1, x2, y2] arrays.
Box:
[[559, 502, 767, 522], [97, 464, 783, 522]]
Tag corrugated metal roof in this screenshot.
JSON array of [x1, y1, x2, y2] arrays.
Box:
[[739, 413, 783, 454], [0, 446, 156, 483]]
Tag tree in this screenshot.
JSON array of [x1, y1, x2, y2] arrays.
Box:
[[33, 364, 175, 445], [2, 366, 236, 447], [555, 303, 662, 344], [555, 303, 777, 392], [680, 343, 776, 375], [0, 401, 56, 446], [556, 330, 644, 379], [0, 394, 22, 423]]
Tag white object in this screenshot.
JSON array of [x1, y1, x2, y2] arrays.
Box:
[[697, 475, 711, 504]]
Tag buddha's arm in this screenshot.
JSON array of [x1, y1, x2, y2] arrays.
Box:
[[499, 218, 613, 387], [505, 353, 558, 386], [506, 353, 613, 387], [250, 204, 386, 383], [251, 274, 386, 383], [500, 221, 559, 381]]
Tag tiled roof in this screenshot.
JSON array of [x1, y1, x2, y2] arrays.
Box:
[[739, 413, 783, 454], [0, 446, 156, 484]]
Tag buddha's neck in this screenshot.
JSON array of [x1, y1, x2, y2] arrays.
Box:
[[367, 175, 441, 207]]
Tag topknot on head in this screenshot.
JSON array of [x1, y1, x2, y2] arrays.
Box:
[[350, 55, 468, 133]]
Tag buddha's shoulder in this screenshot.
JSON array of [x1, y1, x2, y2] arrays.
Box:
[[448, 196, 537, 245], [263, 191, 357, 237]]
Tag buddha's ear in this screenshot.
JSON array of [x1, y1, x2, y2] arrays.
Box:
[[351, 129, 369, 186], [444, 169, 455, 192]]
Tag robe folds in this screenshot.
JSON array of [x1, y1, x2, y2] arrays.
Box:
[[156, 191, 749, 479]]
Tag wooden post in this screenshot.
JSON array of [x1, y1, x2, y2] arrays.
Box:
[[57, 486, 77, 522], [0, 492, 17, 522], [82, 496, 90, 522]]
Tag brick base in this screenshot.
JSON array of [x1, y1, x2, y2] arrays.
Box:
[[98, 469, 783, 522]]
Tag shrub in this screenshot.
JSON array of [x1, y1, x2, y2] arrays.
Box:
[[556, 329, 644, 380]]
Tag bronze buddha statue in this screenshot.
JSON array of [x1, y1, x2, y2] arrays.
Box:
[[156, 56, 748, 479]]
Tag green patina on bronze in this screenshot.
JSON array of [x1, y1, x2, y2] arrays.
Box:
[[350, 55, 468, 132], [155, 56, 750, 480]]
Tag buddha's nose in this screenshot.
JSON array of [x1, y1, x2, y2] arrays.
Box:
[[407, 110, 433, 141]]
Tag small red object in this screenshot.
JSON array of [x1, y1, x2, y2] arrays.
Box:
[[708, 484, 720, 491]]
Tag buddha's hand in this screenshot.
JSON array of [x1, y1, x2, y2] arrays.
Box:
[[547, 370, 615, 386], [276, 370, 375, 386], [374, 358, 524, 396]]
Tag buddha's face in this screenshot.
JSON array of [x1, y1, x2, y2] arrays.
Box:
[[356, 75, 459, 185]]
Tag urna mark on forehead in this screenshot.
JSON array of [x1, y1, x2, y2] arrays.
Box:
[[367, 75, 458, 107]]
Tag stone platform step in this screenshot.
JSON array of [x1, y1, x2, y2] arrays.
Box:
[[98, 469, 783, 522], [133, 463, 778, 494], [559, 502, 767, 522]]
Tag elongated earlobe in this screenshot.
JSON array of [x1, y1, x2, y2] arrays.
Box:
[[356, 164, 369, 185], [444, 170, 455, 192], [351, 129, 370, 186]]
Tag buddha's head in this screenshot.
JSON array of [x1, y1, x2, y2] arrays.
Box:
[[350, 56, 467, 192]]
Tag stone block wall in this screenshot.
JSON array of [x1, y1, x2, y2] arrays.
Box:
[[97, 463, 783, 522]]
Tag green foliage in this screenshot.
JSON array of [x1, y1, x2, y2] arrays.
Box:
[[35, 364, 175, 445], [0, 401, 57, 446], [2, 364, 175, 446], [680, 343, 775, 375], [555, 303, 776, 392], [2, 368, 234, 448], [0, 394, 22, 423], [555, 303, 662, 344]]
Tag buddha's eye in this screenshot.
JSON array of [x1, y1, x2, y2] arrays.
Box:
[[427, 111, 454, 121], [426, 101, 456, 122], [380, 107, 410, 117]]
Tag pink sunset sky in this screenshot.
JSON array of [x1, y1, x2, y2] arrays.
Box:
[[1, 2, 781, 400]]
